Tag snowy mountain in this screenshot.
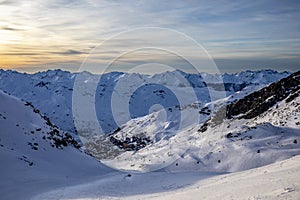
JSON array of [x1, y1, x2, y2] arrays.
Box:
[[0, 69, 290, 137], [93, 71, 300, 172], [0, 69, 299, 199], [226, 70, 300, 119], [0, 69, 76, 136], [0, 90, 112, 200]]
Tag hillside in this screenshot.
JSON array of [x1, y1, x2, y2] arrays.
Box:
[[32, 155, 300, 200], [94, 71, 300, 172], [0, 90, 112, 200]]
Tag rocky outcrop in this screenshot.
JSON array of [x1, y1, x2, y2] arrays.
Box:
[[226, 70, 300, 119]]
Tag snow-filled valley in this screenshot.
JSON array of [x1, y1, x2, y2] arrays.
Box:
[[0, 69, 299, 199]]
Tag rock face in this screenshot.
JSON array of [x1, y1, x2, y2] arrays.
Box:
[[226, 70, 300, 119]]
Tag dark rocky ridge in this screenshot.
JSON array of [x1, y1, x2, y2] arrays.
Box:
[[226, 70, 300, 119]]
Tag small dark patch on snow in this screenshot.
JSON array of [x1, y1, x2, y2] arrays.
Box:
[[28, 142, 39, 150], [198, 122, 208, 132], [18, 156, 34, 166], [226, 132, 233, 138], [199, 107, 211, 115], [293, 139, 297, 144]]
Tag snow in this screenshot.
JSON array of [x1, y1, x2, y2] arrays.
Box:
[[0, 69, 290, 137], [98, 95, 300, 173], [32, 155, 300, 200], [0, 90, 113, 200]]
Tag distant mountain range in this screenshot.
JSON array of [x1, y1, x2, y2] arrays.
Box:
[[0, 69, 290, 137]]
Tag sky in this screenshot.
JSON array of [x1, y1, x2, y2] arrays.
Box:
[[0, 0, 299, 74]]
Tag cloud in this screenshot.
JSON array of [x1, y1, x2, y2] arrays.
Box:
[[1, 52, 40, 56], [0, 26, 23, 31], [0, 0, 300, 73], [0, 0, 14, 5], [53, 49, 88, 55]]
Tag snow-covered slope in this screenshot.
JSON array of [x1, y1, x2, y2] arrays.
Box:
[[0, 90, 113, 200], [139, 155, 300, 200], [32, 155, 300, 200], [93, 71, 300, 172], [0, 69, 76, 135]]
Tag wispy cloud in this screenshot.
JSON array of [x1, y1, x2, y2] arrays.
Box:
[[0, 26, 23, 31], [52, 49, 88, 55]]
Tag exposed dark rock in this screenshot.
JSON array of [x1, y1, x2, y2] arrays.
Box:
[[199, 107, 211, 115], [35, 81, 50, 89], [198, 122, 208, 132], [110, 134, 152, 151], [226, 132, 233, 138], [226, 71, 300, 119]]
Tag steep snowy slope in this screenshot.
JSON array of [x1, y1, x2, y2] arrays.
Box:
[[0, 69, 76, 135], [226, 70, 300, 119], [0, 90, 113, 200]]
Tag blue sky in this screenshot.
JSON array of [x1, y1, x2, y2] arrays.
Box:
[[0, 0, 299, 73]]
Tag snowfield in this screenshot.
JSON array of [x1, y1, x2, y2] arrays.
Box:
[[32, 155, 300, 200]]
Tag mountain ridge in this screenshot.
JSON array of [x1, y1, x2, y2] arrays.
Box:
[[0, 69, 290, 136]]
